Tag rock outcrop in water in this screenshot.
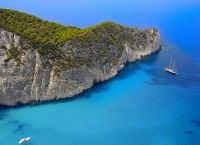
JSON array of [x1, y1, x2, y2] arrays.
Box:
[[0, 9, 161, 106]]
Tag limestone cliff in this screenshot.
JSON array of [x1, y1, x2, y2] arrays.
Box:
[[0, 10, 160, 106]]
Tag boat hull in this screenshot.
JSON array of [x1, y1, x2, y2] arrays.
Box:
[[164, 68, 177, 75], [19, 137, 31, 144]]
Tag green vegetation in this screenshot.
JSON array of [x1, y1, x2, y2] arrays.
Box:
[[0, 9, 81, 47], [0, 9, 128, 58], [0, 9, 157, 72], [0, 9, 131, 48], [5, 46, 21, 64], [0, 45, 7, 50]]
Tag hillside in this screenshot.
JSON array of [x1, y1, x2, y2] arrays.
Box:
[[0, 9, 160, 106]]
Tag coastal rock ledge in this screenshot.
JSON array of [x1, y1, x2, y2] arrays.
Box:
[[0, 9, 160, 106]]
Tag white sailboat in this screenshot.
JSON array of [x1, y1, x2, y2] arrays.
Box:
[[18, 137, 31, 144], [164, 57, 178, 75]]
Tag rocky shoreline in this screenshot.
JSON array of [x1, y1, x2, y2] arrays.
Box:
[[0, 17, 160, 106]]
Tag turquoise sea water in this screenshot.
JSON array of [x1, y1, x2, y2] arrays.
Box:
[[0, 0, 200, 145]]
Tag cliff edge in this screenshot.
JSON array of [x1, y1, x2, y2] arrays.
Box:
[[0, 9, 161, 106]]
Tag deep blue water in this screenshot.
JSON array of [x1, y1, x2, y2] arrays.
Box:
[[0, 0, 200, 145]]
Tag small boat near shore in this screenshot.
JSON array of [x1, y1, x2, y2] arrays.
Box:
[[19, 137, 31, 144], [164, 57, 178, 75]]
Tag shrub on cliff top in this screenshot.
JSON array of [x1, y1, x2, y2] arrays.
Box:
[[0, 9, 127, 48]]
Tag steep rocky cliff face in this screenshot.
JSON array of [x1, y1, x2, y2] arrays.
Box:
[[0, 27, 160, 106], [0, 29, 160, 106]]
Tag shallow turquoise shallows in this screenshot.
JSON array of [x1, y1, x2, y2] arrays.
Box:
[[0, 0, 200, 145]]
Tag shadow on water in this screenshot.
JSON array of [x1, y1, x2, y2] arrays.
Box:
[[190, 119, 200, 127], [0, 107, 28, 136], [143, 45, 200, 88], [106, 48, 162, 82], [145, 67, 200, 88], [0, 79, 114, 110], [113, 61, 143, 81], [6, 119, 26, 133], [145, 73, 200, 88], [184, 130, 194, 135], [0, 107, 8, 121], [14, 123, 26, 133]]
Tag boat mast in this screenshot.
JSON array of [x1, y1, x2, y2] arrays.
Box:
[[173, 59, 177, 72], [169, 57, 172, 68]]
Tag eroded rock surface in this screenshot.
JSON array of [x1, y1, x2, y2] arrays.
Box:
[[0, 25, 160, 106]]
